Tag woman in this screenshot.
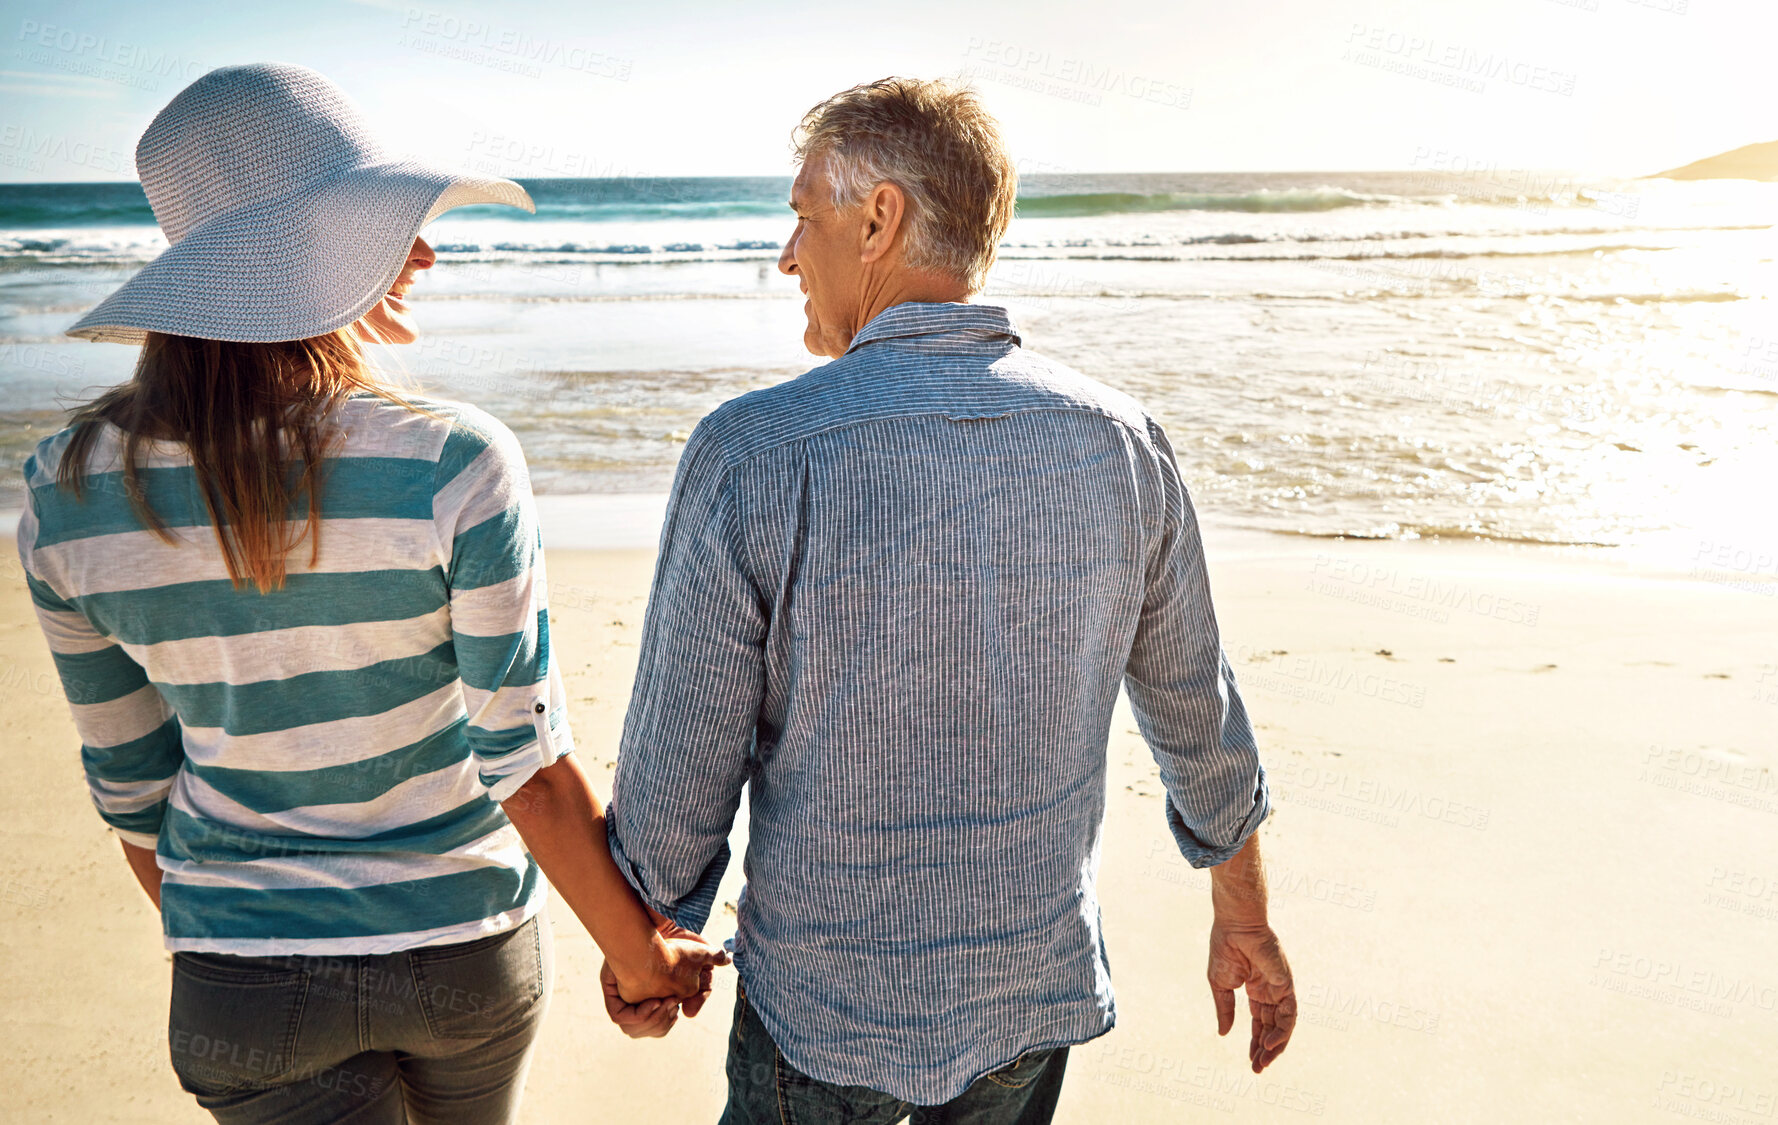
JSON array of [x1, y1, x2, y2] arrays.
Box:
[[18, 63, 722, 1123]]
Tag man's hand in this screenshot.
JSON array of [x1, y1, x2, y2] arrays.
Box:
[[649, 911, 725, 1020], [1208, 921, 1295, 1073], [1205, 833, 1294, 1072], [602, 910, 726, 1038]]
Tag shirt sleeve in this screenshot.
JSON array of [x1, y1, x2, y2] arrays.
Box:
[[1124, 418, 1270, 868], [606, 426, 765, 932], [433, 412, 574, 803], [18, 485, 182, 850]]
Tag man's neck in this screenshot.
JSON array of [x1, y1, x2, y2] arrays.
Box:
[[846, 270, 970, 349]]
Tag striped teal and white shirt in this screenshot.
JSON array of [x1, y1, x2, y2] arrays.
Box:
[[17, 394, 572, 955]]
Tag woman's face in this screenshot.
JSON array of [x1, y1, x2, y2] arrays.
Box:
[[355, 237, 435, 345]]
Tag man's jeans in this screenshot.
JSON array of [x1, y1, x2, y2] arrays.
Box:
[[167, 914, 551, 1124], [720, 984, 1070, 1125]]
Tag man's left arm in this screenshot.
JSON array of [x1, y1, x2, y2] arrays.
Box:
[[606, 430, 765, 935], [1124, 419, 1293, 1072]]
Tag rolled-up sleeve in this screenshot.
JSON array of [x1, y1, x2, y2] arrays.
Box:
[[19, 494, 182, 850], [434, 412, 574, 803], [607, 427, 764, 932], [1124, 419, 1269, 868]]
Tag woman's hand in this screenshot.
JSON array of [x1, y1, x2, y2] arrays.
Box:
[[600, 960, 683, 1039], [608, 909, 729, 1008]]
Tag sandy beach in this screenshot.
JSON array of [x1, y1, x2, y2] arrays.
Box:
[[1, 528, 1774, 1123]]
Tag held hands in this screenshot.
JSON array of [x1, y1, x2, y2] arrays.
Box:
[[602, 909, 730, 1039], [1207, 920, 1296, 1073]]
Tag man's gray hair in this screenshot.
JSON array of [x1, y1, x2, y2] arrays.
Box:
[[792, 78, 1018, 294]]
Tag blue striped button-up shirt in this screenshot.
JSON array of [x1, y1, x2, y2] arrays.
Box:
[[607, 301, 1269, 1104]]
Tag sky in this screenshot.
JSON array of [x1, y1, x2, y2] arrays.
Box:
[[1, 0, 1773, 183]]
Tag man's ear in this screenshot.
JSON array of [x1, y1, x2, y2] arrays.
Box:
[[859, 181, 906, 264]]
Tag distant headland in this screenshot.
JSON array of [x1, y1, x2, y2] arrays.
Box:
[[1651, 140, 1778, 181]]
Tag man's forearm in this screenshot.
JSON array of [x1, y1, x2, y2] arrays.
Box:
[[1209, 833, 1268, 925]]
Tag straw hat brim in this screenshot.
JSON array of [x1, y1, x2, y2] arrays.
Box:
[[66, 160, 535, 344]]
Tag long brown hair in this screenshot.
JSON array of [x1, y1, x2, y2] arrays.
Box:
[[58, 329, 413, 594]]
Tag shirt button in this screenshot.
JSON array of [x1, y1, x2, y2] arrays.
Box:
[[533, 702, 546, 714]]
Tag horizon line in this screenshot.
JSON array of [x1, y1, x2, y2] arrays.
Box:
[[0, 166, 1661, 188]]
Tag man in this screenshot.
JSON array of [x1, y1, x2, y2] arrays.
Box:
[[605, 78, 1295, 1123]]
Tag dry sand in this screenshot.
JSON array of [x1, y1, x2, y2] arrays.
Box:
[[2, 531, 1774, 1123]]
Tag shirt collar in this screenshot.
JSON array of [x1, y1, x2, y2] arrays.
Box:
[[843, 301, 1021, 355]]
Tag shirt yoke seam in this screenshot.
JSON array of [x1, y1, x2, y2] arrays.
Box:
[[706, 402, 1158, 477]]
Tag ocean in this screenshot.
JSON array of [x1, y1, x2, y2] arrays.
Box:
[[2, 172, 1774, 551]]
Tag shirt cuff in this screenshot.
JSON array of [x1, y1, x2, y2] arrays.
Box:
[[1164, 764, 1271, 868], [605, 811, 728, 933], [90, 777, 172, 849], [482, 701, 575, 803], [113, 827, 161, 850]]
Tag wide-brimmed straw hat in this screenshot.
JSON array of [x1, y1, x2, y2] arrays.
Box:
[[67, 62, 534, 345]]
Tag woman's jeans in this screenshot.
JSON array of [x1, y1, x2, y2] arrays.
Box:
[[168, 914, 551, 1125]]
